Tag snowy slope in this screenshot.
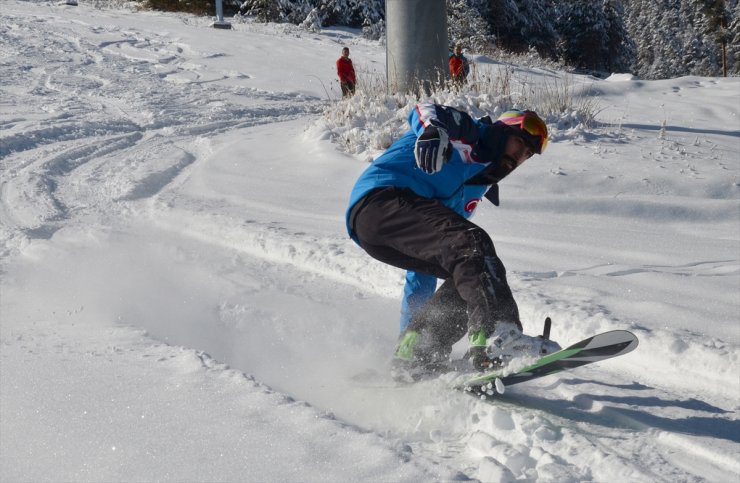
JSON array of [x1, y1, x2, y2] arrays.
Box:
[[1, 2, 738, 482]]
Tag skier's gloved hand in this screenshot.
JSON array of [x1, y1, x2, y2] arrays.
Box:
[[415, 125, 452, 174]]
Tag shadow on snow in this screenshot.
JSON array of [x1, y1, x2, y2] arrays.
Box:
[[496, 377, 739, 444]]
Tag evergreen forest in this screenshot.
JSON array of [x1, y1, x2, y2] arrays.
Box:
[[147, 0, 740, 79]]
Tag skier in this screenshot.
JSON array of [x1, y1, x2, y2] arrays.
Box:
[[345, 103, 561, 380], [336, 47, 356, 98]]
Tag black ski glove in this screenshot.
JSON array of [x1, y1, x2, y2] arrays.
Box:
[[414, 125, 452, 174]]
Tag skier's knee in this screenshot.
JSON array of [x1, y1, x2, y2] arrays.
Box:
[[460, 226, 496, 258]]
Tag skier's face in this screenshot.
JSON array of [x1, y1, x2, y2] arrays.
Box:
[[498, 135, 534, 176]]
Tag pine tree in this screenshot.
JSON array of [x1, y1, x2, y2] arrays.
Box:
[[239, 0, 383, 28], [603, 0, 635, 72], [680, 0, 712, 75], [698, 0, 732, 76], [658, 0, 685, 79], [622, 0, 739, 78], [447, 0, 493, 53], [239, 0, 284, 22], [555, 0, 610, 72], [624, 0, 654, 76], [729, 2, 740, 74], [483, 0, 557, 57], [483, 0, 519, 46], [513, 0, 559, 58]]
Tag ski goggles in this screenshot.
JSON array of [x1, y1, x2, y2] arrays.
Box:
[[498, 110, 549, 154]]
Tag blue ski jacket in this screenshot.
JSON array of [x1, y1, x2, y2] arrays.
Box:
[[345, 103, 509, 332]]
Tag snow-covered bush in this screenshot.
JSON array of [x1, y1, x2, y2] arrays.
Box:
[[299, 8, 322, 33], [447, 0, 493, 54], [362, 18, 384, 42], [319, 63, 601, 158]]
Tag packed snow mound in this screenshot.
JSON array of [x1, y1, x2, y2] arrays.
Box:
[[606, 73, 638, 81]]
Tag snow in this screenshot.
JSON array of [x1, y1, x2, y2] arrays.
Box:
[[1, 2, 739, 482]]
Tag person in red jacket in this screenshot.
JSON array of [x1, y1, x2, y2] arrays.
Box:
[[336, 47, 356, 97], [449, 44, 470, 86]]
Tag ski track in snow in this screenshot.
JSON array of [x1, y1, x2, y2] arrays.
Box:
[[0, 9, 322, 249], [1, 4, 738, 482]]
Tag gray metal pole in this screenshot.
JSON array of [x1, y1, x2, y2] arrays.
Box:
[[386, 0, 448, 95], [212, 0, 232, 30]]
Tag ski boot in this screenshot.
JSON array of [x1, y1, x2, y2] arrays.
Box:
[[390, 330, 450, 383], [467, 321, 561, 371], [467, 329, 504, 371], [486, 321, 561, 366]]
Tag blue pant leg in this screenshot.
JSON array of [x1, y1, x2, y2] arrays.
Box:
[[400, 271, 437, 333]]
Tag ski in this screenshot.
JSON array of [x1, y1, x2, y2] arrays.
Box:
[[458, 330, 639, 398]]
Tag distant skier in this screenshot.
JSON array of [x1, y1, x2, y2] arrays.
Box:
[[336, 47, 356, 98], [345, 103, 561, 380], [449, 44, 470, 86]]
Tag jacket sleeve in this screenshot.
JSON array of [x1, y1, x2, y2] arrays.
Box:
[[408, 103, 484, 163], [399, 271, 437, 333], [409, 103, 480, 143]]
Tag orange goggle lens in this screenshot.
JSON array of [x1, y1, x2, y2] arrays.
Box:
[[499, 111, 549, 154], [520, 114, 548, 153]]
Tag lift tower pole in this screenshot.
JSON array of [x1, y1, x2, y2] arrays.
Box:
[[385, 0, 448, 95]]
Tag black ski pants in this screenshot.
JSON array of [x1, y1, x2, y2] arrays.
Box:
[[349, 187, 520, 356]]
